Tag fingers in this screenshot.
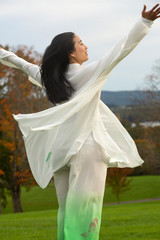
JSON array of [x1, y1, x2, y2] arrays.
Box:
[[155, 7, 160, 13], [142, 4, 146, 13], [153, 6, 160, 19], [142, 3, 160, 21], [151, 3, 160, 12]]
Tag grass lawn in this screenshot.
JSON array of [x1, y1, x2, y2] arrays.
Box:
[[2, 175, 160, 214], [104, 174, 160, 204], [0, 201, 160, 240]]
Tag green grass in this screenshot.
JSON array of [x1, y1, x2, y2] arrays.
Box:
[[2, 175, 160, 214], [0, 201, 160, 240], [104, 174, 160, 203], [101, 201, 160, 240]]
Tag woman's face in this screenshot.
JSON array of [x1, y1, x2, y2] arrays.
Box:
[[69, 34, 88, 65]]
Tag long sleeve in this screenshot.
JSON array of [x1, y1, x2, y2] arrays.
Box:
[[93, 17, 153, 78], [66, 17, 153, 92], [11, 17, 154, 188], [0, 48, 42, 87]]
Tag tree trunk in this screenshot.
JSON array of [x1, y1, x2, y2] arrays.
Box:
[[0, 193, 2, 214], [11, 184, 23, 213], [116, 192, 120, 204]]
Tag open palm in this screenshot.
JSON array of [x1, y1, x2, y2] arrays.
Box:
[[142, 4, 160, 21]]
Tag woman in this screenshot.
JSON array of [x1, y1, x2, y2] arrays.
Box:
[[0, 4, 160, 240]]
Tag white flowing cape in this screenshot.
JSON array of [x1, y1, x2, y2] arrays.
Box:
[[0, 18, 153, 188]]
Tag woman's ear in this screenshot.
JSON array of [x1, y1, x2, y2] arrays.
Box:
[[69, 51, 76, 64], [70, 52, 75, 58]]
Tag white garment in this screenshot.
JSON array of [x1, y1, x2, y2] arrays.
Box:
[[0, 17, 153, 189], [54, 131, 108, 240]]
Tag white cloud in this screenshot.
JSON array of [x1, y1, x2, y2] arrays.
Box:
[[0, 0, 159, 91]]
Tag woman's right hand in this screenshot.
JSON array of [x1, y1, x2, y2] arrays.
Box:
[[142, 4, 160, 21]]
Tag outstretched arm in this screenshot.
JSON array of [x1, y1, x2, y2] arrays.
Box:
[[81, 4, 159, 84], [120, 4, 160, 51], [0, 47, 42, 87]]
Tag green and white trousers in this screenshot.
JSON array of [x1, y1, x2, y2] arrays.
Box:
[[54, 132, 108, 240]]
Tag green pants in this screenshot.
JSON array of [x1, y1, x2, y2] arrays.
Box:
[[54, 132, 108, 240]]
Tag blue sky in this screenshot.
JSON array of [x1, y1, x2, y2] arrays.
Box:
[[0, 0, 160, 91]]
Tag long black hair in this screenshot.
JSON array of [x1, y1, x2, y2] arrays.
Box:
[[40, 32, 75, 105]]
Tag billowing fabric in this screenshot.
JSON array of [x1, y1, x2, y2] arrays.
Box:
[[0, 18, 153, 188]]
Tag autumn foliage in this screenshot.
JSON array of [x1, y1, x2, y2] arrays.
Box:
[[106, 167, 134, 204], [0, 45, 49, 212]]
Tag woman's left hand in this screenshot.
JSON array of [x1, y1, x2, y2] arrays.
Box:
[[142, 4, 160, 21]]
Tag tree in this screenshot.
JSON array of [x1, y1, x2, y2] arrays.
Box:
[[134, 127, 160, 175], [121, 119, 160, 175], [130, 59, 160, 175], [0, 168, 6, 214], [141, 59, 160, 121], [0, 45, 50, 213], [0, 143, 10, 214], [106, 167, 133, 204], [135, 138, 156, 175]]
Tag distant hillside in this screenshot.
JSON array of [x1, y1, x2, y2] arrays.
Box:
[[100, 90, 148, 107]]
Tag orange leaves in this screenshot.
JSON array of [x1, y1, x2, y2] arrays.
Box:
[[14, 169, 29, 178], [0, 45, 49, 191], [0, 169, 5, 175], [9, 155, 14, 163], [0, 45, 46, 212], [106, 167, 134, 203], [107, 167, 134, 190], [14, 169, 36, 186], [0, 140, 16, 153], [0, 71, 6, 78], [0, 61, 7, 78]]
